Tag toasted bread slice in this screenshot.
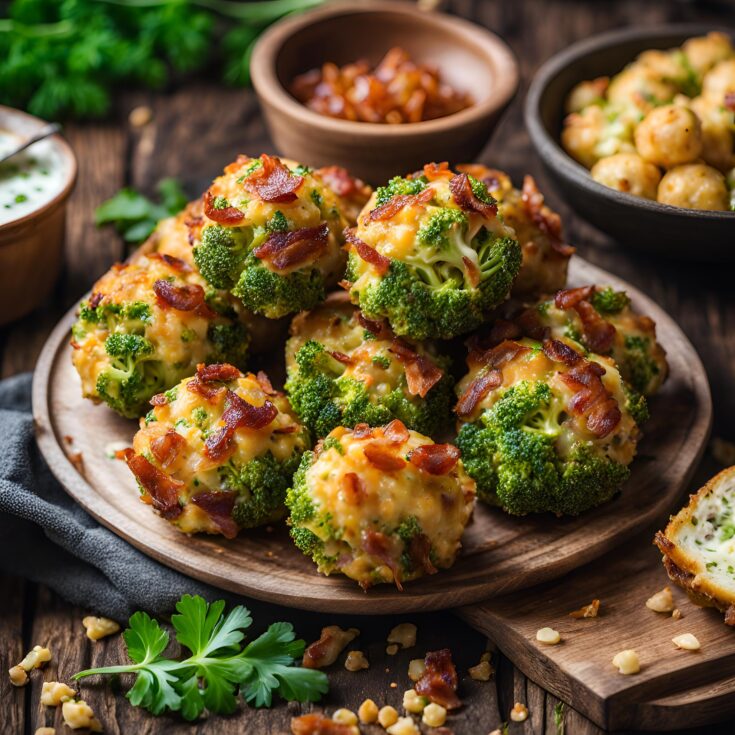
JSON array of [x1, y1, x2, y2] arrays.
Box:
[[655, 465, 735, 626]]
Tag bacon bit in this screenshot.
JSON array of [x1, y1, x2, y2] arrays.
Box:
[[197, 363, 242, 383], [190, 491, 238, 538], [364, 443, 406, 472], [274, 425, 299, 434], [329, 350, 354, 366], [338, 279, 353, 291], [522, 175, 575, 257], [153, 279, 215, 318], [224, 154, 252, 175], [423, 161, 453, 180], [455, 369, 502, 417], [368, 187, 433, 221], [150, 393, 167, 406], [150, 252, 191, 272], [383, 419, 410, 444], [363, 530, 403, 591], [409, 533, 438, 575], [317, 165, 368, 200], [462, 256, 480, 288], [256, 370, 277, 395], [203, 190, 245, 224], [408, 444, 460, 475], [569, 599, 601, 618], [352, 423, 373, 439], [389, 339, 443, 398], [150, 430, 185, 468], [574, 299, 616, 354], [303, 626, 360, 669], [186, 215, 203, 246], [124, 450, 183, 520], [725, 92, 735, 111], [357, 311, 393, 339], [342, 472, 366, 504], [415, 649, 461, 710], [344, 228, 391, 275], [204, 390, 278, 462], [187, 379, 225, 403], [253, 223, 329, 271], [291, 713, 355, 735], [560, 361, 621, 438], [542, 338, 581, 366], [88, 292, 103, 308], [244, 154, 304, 203], [555, 286, 594, 309], [449, 173, 497, 218]]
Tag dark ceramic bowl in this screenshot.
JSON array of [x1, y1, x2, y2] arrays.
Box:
[[251, 1, 518, 184], [525, 25, 735, 262]]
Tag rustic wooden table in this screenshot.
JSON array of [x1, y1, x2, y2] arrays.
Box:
[[1, 1, 734, 733]]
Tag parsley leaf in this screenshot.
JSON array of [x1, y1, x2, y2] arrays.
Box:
[[73, 594, 328, 720]]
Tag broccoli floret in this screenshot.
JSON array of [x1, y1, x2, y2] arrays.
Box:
[[348, 231, 520, 340], [623, 382, 649, 426], [193, 224, 254, 290], [590, 287, 630, 315], [266, 210, 288, 233], [374, 175, 427, 207], [206, 322, 250, 366], [219, 451, 304, 528], [622, 334, 661, 396], [417, 208, 468, 249], [456, 380, 630, 516], [468, 174, 495, 205], [285, 340, 454, 438]]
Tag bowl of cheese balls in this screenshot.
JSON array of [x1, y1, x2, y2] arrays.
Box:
[[526, 26, 735, 261]]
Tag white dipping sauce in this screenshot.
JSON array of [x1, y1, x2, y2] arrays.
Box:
[[0, 129, 69, 225]]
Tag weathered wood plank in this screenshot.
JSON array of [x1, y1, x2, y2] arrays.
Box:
[[1, 575, 28, 735]]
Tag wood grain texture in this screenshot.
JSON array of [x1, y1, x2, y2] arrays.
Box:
[[0, 575, 27, 735], [31, 257, 711, 614]]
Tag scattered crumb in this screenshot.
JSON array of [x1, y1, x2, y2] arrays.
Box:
[[332, 708, 358, 725], [569, 599, 600, 618], [63, 435, 74, 445], [265, 551, 274, 558], [408, 658, 426, 682], [423, 702, 448, 727], [8, 665, 28, 687], [468, 652, 493, 681], [612, 649, 640, 675], [378, 705, 399, 728], [646, 587, 674, 613], [344, 650, 369, 672], [672, 608, 683, 620], [128, 105, 153, 128], [387, 623, 417, 649], [17, 645, 52, 673], [711, 437, 735, 466], [510, 702, 529, 722], [358, 698, 379, 724], [41, 681, 76, 706], [387, 716, 420, 735], [82, 616, 120, 641], [35, 729, 56, 735], [61, 699, 103, 732], [386, 643, 399, 656], [68, 451, 84, 474], [536, 627, 561, 645], [403, 688, 428, 713], [303, 626, 359, 669], [672, 633, 700, 650], [390, 681, 398, 688]]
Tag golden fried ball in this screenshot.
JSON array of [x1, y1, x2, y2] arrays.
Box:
[[657, 163, 730, 211], [634, 105, 702, 168], [690, 96, 735, 172], [702, 58, 735, 104], [562, 106, 635, 169], [590, 153, 662, 199], [682, 32, 734, 76], [565, 78, 609, 114], [607, 64, 677, 113]]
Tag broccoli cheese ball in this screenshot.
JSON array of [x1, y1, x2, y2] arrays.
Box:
[[606, 64, 677, 114], [590, 153, 661, 199], [343, 162, 521, 340], [561, 105, 635, 169], [490, 285, 667, 397], [457, 165, 573, 296], [565, 77, 609, 114], [286, 421, 475, 589], [702, 58, 735, 104], [657, 163, 730, 211], [72, 251, 251, 418], [455, 337, 642, 516], [634, 105, 702, 168], [126, 364, 308, 537], [682, 32, 734, 76], [285, 292, 454, 438], [191, 154, 357, 319], [690, 96, 735, 172]]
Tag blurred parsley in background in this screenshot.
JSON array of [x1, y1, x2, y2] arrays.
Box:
[[0, 0, 323, 120]]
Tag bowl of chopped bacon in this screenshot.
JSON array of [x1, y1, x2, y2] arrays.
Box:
[[251, 1, 519, 184]]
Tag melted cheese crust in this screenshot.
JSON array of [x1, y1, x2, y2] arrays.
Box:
[[134, 373, 307, 535], [303, 426, 475, 586]]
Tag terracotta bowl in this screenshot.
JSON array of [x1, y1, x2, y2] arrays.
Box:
[[0, 106, 77, 324], [525, 25, 735, 262], [251, 1, 519, 184]]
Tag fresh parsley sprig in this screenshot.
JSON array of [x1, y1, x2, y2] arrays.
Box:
[[73, 594, 328, 720]]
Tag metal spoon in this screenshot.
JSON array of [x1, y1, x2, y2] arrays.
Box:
[[0, 122, 62, 165]]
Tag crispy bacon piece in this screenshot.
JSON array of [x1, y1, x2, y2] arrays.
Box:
[[574, 299, 616, 354], [197, 363, 242, 383], [342, 472, 366, 504], [344, 228, 390, 275], [462, 255, 481, 288], [244, 154, 304, 203], [409, 443, 460, 475], [153, 280, 215, 318], [274, 425, 299, 434], [364, 443, 406, 472], [555, 285, 593, 309], [253, 223, 329, 271], [423, 161, 453, 180], [150, 430, 185, 468], [522, 175, 575, 257], [302, 626, 359, 669], [449, 173, 497, 218], [291, 714, 355, 735], [357, 311, 392, 339], [151, 252, 191, 272], [543, 338, 581, 366], [190, 491, 238, 539], [256, 370, 277, 395], [88, 292, 103, 308], [368, 186, 433, 221], [383, 418, 410, 444], [124, 450, 183, 520], [203, 190, 246, 224], [317, 165, 367, 199], [204, 390, 278, 462], [389, 339, 443, 398], [150, 393, 168, 407], [415, 649, 461, 710], [352, 423, 373, 439], [409, 533, 438, 575], [561, 361, 621, 438], [363, 530, 403, 591], [455, 369, 502, 417], [725, 92, 735, 111], [329, 350, 353, 366]]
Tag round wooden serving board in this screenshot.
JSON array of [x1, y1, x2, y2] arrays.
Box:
[[32, 258, 712, 613]]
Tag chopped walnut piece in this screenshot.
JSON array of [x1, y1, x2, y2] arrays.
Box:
[[19, 645, 52, 671], [468, 652, 493, 681], [672, 633, 700, 650], [672, 608, 683, 620], [41, 681, 76, 706], [386, 643, 400, 656], [378, 705, 399, 728], [303, 626, 359, 669], [646, 587, 674, 613], [82, 616, 121, 641], [344, 650, 369, 671], [403, 688, 428, 713], [612, 649, 640, 675], [61, 699, 103, 731], [387, 623, 417, 649], [510, 702, 529, 722], [423, 702, 448, 727], [387, 716, 421, 735], [408, 658, 427, 681], [358, 698, 379, 723], [8, 665, 28, 687], [569, 599, 600, 618]]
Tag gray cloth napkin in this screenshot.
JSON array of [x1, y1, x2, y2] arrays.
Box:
[[0, 372, 261, 620]]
